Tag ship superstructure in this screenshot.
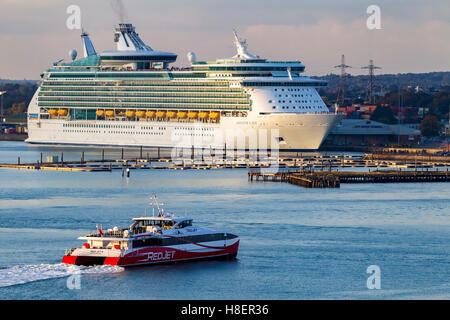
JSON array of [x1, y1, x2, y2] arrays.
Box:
[[27, 23, 342, 150]]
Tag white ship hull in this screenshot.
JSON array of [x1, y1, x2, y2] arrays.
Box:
[[27, 112, 341, 151]]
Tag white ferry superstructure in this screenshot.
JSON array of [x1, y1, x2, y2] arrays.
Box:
[[27, 23, 342, 151]]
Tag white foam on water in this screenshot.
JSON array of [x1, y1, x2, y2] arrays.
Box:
[[0, 263, 124, 288]]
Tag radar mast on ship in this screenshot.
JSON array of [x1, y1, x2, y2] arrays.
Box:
[[232, 30, 259, 60]]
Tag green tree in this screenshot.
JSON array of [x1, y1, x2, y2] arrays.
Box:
[[419, 114, 441, 137], [370, 106, 397, 124]]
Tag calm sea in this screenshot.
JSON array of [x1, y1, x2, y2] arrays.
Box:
[[0, 141, 449, 299]]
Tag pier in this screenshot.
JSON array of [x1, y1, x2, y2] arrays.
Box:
[[248, 169, 450, 188], [0, 147, 448, 174]]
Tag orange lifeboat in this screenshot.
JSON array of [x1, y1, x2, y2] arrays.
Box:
[[156, 111, 166, 118], [167, 111, 177, 118], [198, 111, 209, 119], [136, 110, 146, 118], [126, 110, 136, 118], [106, 110, 115, 117], [145, 110, 155, 118], [57, 109, 68, 117], [209, 112, 220, 120], [177, 111, 187, 119], [96, 110, 105, 117], [49, 109, 58, 117], [188, 111, 198, 119]]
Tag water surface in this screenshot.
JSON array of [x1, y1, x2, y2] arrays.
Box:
[[0, 141, 449, 299]]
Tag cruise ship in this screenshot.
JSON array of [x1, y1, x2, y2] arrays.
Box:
[[27, 23, 342, 151]]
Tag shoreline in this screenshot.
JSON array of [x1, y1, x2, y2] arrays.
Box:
[[0, 133, 27, 141]]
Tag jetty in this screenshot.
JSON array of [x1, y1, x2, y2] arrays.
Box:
[[0, 146, 448, 174], [248, 169, 450, 188]]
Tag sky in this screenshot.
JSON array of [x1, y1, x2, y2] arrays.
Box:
[[0, 0, 449, 79]]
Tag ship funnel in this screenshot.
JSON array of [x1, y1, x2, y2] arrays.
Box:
[[114, 23, 153, 51], [81, 31, 96, 57]]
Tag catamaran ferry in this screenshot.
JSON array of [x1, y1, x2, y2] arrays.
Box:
[[62, 196, 239, 267], [27, 22, 342, 151]]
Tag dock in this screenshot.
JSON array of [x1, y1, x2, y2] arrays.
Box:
[[248, 169, 450, 188], [0, 147, 448, 174]]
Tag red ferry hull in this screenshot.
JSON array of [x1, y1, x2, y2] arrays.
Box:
[[62, 240, 239, 267]]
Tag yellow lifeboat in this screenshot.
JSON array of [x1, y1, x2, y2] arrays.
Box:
[[49, 109, 58, 117], [57, 109, 68, 117], [96, 110, 105, 117], [177, 111, 187, 119], [188, 111, 198, 119], [209, 112, 220, 120], [145, 110, 155, 118], [136, 110, 146, 118], [198, 111, 209, 119], [126, 110, 136, 118], [156, 111, 166, 118], [106, 110, 115, 117], [167, 111, 177, 118]]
